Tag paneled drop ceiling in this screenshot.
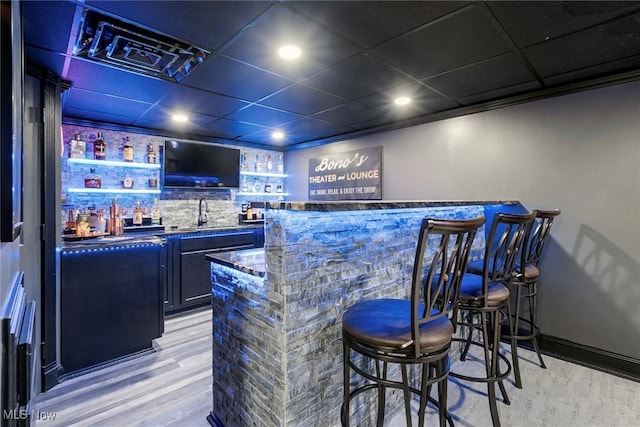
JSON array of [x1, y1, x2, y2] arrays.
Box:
[[22, 1, 640, 149]]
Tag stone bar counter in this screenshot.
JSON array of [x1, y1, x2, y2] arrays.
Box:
[[207, 200, 523, 427]]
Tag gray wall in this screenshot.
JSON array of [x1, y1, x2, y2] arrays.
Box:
[[284, 80, 640, 361]]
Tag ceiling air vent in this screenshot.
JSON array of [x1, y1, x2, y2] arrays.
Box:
[[73, 9, 209, 82]]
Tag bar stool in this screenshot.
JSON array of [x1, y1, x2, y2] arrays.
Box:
[[341, 216, 484, 427], [449, 211, 535, 427], [504, 209, 561, 388]]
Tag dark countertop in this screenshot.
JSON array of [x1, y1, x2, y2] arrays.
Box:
[[61, 234, 166, 250], [206, 248, 265, 278], [265, 200, 519, 212], [61, 223, 263, 249]]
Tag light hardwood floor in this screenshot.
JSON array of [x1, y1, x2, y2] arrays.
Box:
[[32, 308, 213, 427], [33, 307, 640, 426]]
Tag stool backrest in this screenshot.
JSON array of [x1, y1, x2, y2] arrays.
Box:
[[410, 216, 484, 356], [524, 209, 561, 267], [482, 212, 536, 288]]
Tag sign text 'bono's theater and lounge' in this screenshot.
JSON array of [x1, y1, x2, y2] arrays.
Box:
[[308, 147, 382, 201]]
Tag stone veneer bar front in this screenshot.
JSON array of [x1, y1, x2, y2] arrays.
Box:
[[207, 200, 522, 427]]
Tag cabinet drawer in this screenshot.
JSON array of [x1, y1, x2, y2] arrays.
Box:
[[180, 232, 254, 252]]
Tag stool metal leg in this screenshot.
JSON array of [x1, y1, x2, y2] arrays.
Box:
[[341, 341, 350, 427]]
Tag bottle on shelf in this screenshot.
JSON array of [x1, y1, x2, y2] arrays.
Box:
[[264, 178, 272, 193], [69, 133, 86, 159], [276, 181, 283, 193], [133, 200, 143, 226], [267, 154, 273, 172], [123, 136, 134, 162], [84, 168, 101, 188], [148, 171, 159, 189], [241, 175, 249, 193], [109, 198, 123, 236], [241, 152, 248, 171], [252, 177, 261, 193], [277, 153, 284, 174], [121, 171, 134, 189], [151, 198, 161, 225], [94, 132, 107, 160], [85, 136, 95, 159], [246, 202, 253, 220], [146, 143, 156, 164], [255, 154, 263, 172]]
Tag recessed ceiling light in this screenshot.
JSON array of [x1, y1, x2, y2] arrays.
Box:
[[271, 130, 285, 140], [394, 97, 411, 106], [278, 45, 301, 60], [172, 114, 188, 122]]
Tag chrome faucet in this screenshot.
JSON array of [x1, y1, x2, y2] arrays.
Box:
[[197, 197, 209, 226]]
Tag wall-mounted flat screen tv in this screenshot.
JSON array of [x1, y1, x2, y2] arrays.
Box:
[[163, 140, 240, 188]]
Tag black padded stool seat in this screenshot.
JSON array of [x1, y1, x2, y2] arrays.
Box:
[[342, 299, 454, 354], [341, 216, 484, 427], [458, 275, 510, 308]]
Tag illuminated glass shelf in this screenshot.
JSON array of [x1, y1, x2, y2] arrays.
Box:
[[68, 158, 161, 169], [67, 188, 161, 194], [237, 192, 288, 197], [240, 171, 287, 178]]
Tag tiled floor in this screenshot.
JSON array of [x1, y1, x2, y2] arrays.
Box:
[[388, 344, 640, 427]]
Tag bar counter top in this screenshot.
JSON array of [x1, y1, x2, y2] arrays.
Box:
[[205, 248, 265, 278], [266, 199, 518, 212]]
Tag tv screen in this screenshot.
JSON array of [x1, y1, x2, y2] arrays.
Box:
[[163, 140, 240, 188]]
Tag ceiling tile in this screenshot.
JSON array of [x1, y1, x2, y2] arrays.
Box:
[[23, 1, 77, 54], [358, 82, 458, 116], [523, 12, 640, 78], [221, 4, 361, 79], [488, 1, 640, 48], [288, 1, 470, 48], [85, 1, 271, 50], [182, 55, 293, 102], [204, 118, 268, 140], [260, 84, 346, 116], [303, 53, 412, 100], [65, 89, 152, 118], [311, 102, 387, 128], [457, 81, 542, 105], [64, 58, 175, 104], [225, 105, 301, 128], [425, 53, 539, 100], [158, 86, 249, 118], [372, 4, 513, 79], [64, 107, 135, 127]]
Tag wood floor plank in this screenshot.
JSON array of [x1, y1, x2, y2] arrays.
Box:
[[33, 308, 214, 426]]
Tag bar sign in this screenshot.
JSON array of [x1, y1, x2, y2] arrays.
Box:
[[308, 146, 382, 200]]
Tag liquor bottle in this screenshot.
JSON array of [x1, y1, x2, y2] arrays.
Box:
[[85, 136, 95, 159], [94, 132, 106, 160], [241, 152, 248, 171], [121, 171, 134, 189], [267, 154, 273, 172], [146, 143, 156, 164], [69, 133, 86, 159], [264, 177, 272, 193], [276, 181, 283, 193], [256, 154, 263, 172], [241, 175, 249, 193], [252, 177, 261, 193], [151, 198, 161, 225], [133, 200, 143, 226], [123, 136, 134, 162], [84, 168, 101, 188], [148, 171, 159, 189], [277, 153, 284, 174]]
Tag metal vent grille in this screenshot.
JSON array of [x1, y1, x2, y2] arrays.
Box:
[[73, 9, 209, 82]]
